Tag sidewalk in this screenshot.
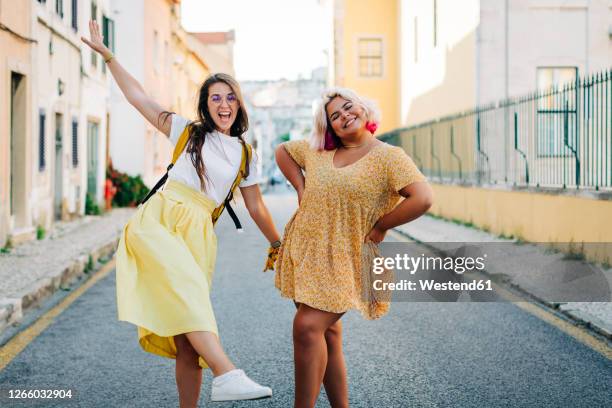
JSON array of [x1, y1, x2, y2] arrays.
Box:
[[0, 208, 135, 335], [393, 215, 612, 340]]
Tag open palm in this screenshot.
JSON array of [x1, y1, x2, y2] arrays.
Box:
[[81, 20, 108, 55]]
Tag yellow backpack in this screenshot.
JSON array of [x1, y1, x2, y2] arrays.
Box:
[[139, 125, 252, 230]]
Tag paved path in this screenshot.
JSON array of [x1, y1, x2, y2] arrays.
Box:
[[0, 190, 610, 407]]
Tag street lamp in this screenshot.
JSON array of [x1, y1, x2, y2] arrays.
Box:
[[58, 79, 65, 96]]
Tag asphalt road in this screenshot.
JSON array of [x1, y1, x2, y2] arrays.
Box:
[[0, 189, 610, 407]]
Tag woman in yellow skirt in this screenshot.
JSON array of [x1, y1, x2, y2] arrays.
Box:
[[274, 88, 434, 407], [82, 21, 281, 406]]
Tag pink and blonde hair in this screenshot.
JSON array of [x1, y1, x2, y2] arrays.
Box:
[[310, 87, 381, 151]]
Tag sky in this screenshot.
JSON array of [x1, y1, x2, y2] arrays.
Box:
[[181, 0, 331, 81]]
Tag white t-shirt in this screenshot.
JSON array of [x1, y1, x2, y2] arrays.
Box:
[[167, 114, 260, 205]]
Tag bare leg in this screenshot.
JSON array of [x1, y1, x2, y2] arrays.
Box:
[[322, 321, 349, 408], [293, 303, 343, 408], [174, 334, 203, 408], [184, 331, 235, 377]]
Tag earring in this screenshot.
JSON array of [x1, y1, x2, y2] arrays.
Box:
[[365, 121, 378, 135]]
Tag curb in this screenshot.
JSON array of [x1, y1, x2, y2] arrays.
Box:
[[391, 227, 612, 341], [0, 237, 120, 336], [558, 305, 612, 339]]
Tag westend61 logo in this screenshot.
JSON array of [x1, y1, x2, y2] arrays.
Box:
[[372, 253, 487, 275], [364, 242, 612, 303], [369, 252, 493, 294]]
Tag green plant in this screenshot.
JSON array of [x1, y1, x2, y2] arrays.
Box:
[[562, 251, 586, 261], [563, 240, 586, 261], [1, 237, 13, 254], [36, 225, 46, 240], [106, 163, 150, 207], [84, 255, 94, 273], [85, 193, 101, 215]]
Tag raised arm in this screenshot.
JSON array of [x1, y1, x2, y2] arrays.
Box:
[[275, 144, 306, 204], [81, 20, 172, 137]]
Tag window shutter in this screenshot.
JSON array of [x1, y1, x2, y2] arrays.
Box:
[[39, 111, 46, 171], [72, 120, 78, 167]]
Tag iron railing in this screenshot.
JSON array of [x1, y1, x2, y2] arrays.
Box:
[[379, 68, 611, 190]]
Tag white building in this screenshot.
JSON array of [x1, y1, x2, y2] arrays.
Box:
[[80, 0, 114, 209], [108, 0, 151, 181], [242, 67, 327, 182], [400, 0, 612, 125], [31, 0, 113, 228]]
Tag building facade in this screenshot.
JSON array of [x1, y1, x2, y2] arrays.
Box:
[[30, 0, 113, 232], [330, 0, 401, 134], [1, 0, 117, 247], [190, 31, 236, 77], [242, 67, 327, 183], [0, 0, 36, 246], [400, 0, 612, 125], [81, 0, 113, 212], [329, 0, 611, 129]]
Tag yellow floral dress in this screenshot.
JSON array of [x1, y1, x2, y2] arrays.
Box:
[[275, 139, 427, 319]]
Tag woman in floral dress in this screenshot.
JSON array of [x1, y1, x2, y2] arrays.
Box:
[[274, 88, 433, 408]]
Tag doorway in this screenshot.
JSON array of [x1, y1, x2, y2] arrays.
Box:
[[10, 72, 27, 229], [87, 121, 99, 198]]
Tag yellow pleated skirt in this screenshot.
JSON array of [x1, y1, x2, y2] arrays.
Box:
[[115, 180, 218, 369]]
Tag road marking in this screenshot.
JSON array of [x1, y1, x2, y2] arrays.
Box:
[[386, 229, 612, 360], [0, 258, 116, 371]]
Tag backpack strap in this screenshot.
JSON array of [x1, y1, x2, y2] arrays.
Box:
[[138, 125, 191, 205], [139, 126, 252, 231], [211, 139, 252, 230]]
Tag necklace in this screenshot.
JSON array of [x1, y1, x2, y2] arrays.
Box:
[[341, 138, 373, 149]]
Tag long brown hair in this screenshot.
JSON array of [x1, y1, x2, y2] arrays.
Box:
[[159, 73, 250, 192]]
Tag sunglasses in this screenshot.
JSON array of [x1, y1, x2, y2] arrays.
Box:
[[210, 93, 238, 105]]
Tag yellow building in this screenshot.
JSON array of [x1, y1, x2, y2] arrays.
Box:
[[190, 31, 236, 77], [330, 0, 401, 133], [0, 0, 35, 246], [169, 25, 213, 125]]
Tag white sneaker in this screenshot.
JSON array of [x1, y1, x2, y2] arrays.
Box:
[[211, 369, 273, 402]]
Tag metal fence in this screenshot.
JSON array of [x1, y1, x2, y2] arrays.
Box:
[[380, 68, 611, 191]]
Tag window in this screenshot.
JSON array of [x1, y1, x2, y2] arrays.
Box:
[[536, 67, 578, 157], [102, 15, 115, 52], [91, 1, 98, 68], [72, 119, 79, 167], [102, 15, 115, 74], [358, 38, 383, 77], [39, 111, 46, 171], [71, 0, 78, 30], [537, 67, 577, 92], [87, 122, 99, 195], [37, 0, 47, 3], [56, 0, 63, 17]]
